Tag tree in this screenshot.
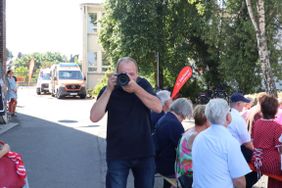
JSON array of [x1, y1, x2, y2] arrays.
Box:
[[245, 0, 277, 96], [101, 0, 177, 88], [13, 52, 66, 82], [100, 0, 282, 97], [189, 0, 282, 94]]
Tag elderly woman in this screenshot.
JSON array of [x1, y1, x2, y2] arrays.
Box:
[[154, 98, 193, 188], [252, 95, 282, 188], [192, 99, 250, 188], [175, 105, 210, 188]]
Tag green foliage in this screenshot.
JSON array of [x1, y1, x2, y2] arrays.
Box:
[[218, 4, 261, 93], [14, 66, 28, 81], [100, 0, 161, 83], [99, 0, 282, 98], [91, 75, 108, 97], [12, 52, 66, 81]]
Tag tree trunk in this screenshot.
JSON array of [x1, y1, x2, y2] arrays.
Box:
[[245, 0, 277, 96]]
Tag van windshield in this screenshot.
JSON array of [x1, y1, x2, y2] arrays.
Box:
[[41, 72, 51, 80], [58, 70, 83, 80]]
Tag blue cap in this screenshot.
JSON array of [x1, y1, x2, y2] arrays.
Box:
[[230, 92, 251, 103]]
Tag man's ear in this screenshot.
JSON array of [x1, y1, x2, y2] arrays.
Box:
[[226, 113, 232, 126]]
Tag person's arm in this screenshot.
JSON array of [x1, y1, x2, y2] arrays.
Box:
[[243, 141, 254, 150], [90, 74, 116, 122], [123, 80, 162, 113], [90, 88, 112, 122], [134, 85, 162, 113], [232, 176, 246, 188], [0, 144, 10, 158]]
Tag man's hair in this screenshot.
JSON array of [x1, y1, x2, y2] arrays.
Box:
[[261, 95, 279, 119], [193, 105, 207, 126], [169, 98, 193, 118], [116, 57, 138, 72], [156, 90, 171, 106], [205, 98, 229, 125]]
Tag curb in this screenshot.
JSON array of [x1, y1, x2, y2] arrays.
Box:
[[0, 121, 19, 135]]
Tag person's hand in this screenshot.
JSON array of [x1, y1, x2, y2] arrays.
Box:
[[106, 73, 117, 92], [1, 144, 10, 154], [122, 75, 138, 93]]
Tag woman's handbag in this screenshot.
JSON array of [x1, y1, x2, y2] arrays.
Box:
[[0, 141, 26, 188]]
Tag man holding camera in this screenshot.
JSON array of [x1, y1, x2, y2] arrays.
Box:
[[90, 57, 162, 188]]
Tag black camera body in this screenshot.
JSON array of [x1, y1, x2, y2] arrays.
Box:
[[116, 73, 130, 86]]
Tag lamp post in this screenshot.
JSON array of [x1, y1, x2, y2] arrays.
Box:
[[156, 51, 160, 89]]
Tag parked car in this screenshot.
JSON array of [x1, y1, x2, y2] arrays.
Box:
[[36, 68, 51, 95]]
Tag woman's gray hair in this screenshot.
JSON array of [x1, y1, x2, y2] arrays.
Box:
[[205, 98, 229, 125], [156, 90, 171, 106], [169, 98, 193, 118]]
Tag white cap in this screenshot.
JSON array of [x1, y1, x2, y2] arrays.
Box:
[[156, 90, 171, 106]]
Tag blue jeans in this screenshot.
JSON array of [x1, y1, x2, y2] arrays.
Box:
[[106, 157, 155, 188]]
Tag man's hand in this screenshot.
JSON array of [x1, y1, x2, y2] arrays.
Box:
[[120, 74, 138, 93], [122, 80, 138, 93], [0, 143, 10, 158], [3, 144, 10, 153], [106, 73, 117, 92]]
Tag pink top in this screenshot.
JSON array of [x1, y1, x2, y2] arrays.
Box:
[[275, 108, 282, 125]]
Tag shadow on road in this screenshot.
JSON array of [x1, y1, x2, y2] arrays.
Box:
[[1, 113, 166, 188], [0, 113, 107, 188]]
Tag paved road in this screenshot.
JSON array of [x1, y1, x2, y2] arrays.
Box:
[[1, 86, 107, 188]]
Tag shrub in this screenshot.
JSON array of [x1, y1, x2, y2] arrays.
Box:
[[88, 75, 108, 98]]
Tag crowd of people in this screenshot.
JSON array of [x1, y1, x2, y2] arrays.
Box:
[[90, 56, 282, 188]]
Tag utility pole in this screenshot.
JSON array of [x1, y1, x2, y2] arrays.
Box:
[[156, 52, 160, 89]]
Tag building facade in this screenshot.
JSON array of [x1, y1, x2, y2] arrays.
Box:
[[80, 3, 109, 90]]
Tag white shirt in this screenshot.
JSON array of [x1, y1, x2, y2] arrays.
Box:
[[228, 108, 251, 145], [192, 124, 251, 188]]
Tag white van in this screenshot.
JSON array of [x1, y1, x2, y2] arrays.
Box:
[[49, 63, 86, 99], [36, 68, 51, 95]]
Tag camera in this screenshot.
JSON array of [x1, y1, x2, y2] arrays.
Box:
[[116, 73, 130, 86]]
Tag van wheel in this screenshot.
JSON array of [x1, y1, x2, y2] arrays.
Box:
[[0, 113, 8, 124], [36, 88, 41, 95], [56, 91, 63, 99], [80, 94, 86, 99]]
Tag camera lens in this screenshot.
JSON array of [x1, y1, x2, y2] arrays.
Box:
[[117, 73, 130, 86]]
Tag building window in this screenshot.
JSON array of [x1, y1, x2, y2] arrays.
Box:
[[88, 51, 97, 72], [88, 13, 97, 33], [102, 52, 110, 72]]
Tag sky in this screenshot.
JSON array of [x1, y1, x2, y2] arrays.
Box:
[[6, 0, 103, 58]]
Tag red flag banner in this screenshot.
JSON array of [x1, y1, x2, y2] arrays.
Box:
[[171, 66, 193, 99]]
